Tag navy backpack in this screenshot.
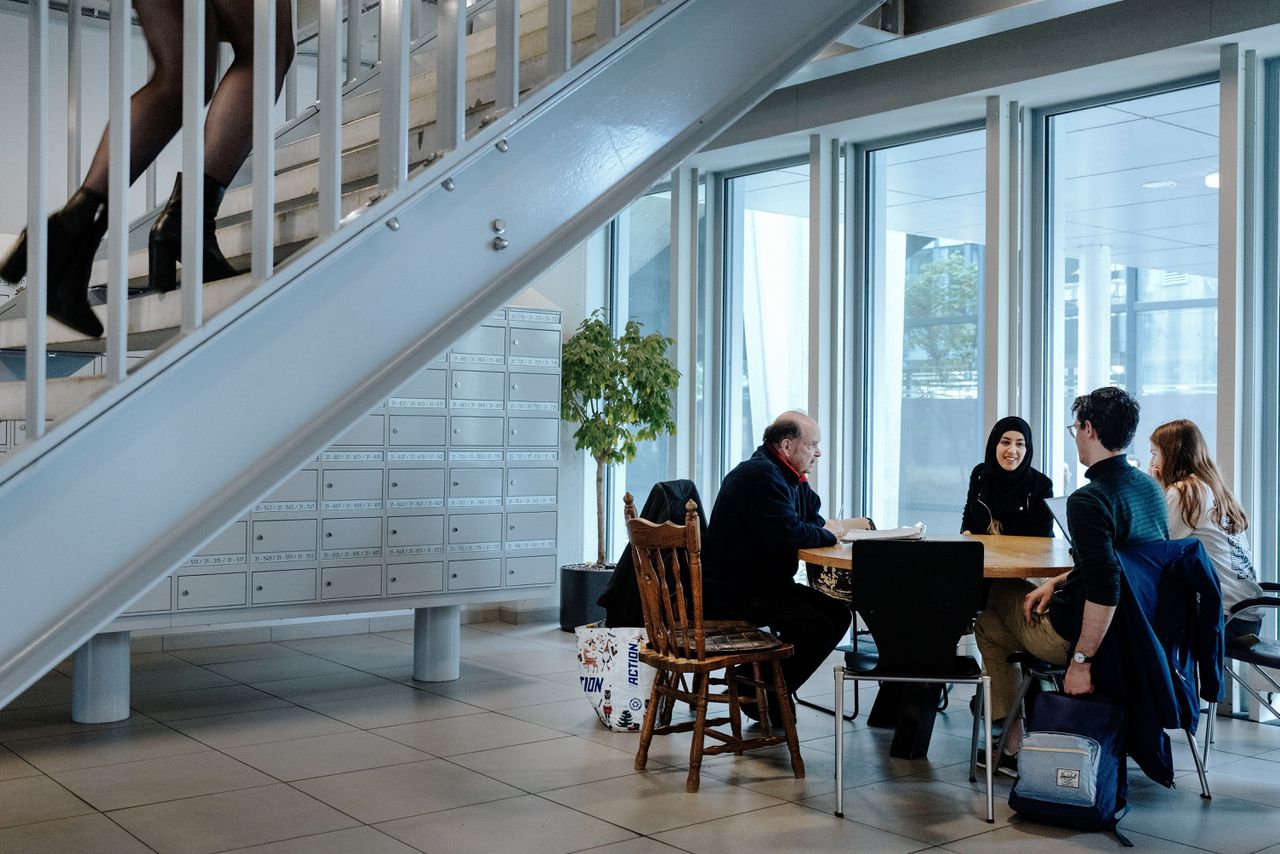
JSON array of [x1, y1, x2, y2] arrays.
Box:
[[1009, 691, 1131, 846]]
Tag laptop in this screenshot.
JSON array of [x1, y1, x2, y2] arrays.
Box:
[[1044, 496, 1072, 544]]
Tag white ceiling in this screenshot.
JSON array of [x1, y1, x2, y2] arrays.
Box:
[[736, 83, 1217, 278]]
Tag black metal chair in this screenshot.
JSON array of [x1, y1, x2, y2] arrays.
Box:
[[832, 539, 994, 823], [802, 516, 876, 721], [1204, 582, 1280, 766]]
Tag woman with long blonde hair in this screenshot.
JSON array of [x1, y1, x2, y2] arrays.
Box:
[[1149, 419, 1264, 644]]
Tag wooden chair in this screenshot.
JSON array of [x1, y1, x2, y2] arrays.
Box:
[[624, 492, 805, 793]]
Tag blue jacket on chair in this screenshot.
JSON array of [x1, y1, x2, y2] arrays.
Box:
[[1090, 538, 1224, 786]]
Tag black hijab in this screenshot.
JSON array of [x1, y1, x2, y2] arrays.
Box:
[[978, 416, 1038, 522]]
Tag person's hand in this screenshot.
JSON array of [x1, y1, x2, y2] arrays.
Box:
[[1022, 580, 1055, 626], [1064, 661, 1093, 695], [824, 519, 844, 537]]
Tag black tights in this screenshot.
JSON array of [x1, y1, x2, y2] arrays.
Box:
[[81, 0, 295, 194]]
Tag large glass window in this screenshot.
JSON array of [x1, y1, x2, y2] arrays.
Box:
[[619, 192, 674, 503], [867, 131, 986, 530], [725, 164, 811, 464], [1046, 84, 1219, 492]]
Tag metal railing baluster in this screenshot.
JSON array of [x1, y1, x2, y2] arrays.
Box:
[[318, 0, 342, 236], [495, 0, 518, 114], [25, 0, 49, 441], [251, 0, 277, 286], [547, 0, 571, 75], [345, 0, 360, 83], [181, 0, 206, 334], [378, 0, 409, 191], [285, 0, 298, 120], [67, 0, 82, 191], [436, 0, 464, 154], [104, 0, 131, 383], [596, 0, 619, 41]]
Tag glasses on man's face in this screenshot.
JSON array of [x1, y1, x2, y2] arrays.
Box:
[[1067, 423, 1079, 438]]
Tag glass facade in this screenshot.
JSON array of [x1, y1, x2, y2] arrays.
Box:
[[1046, 84, 1220, 491], [726, 165, 811, 465], [867, 131, 986, 530]]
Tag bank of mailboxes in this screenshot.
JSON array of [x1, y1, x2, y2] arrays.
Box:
[[128, 307, 562, 616]]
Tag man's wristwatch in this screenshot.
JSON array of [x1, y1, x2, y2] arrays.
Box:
[[1071, 651, 1093, 665]]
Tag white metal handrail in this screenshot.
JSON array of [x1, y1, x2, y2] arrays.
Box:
[[13, 0, 618, 451]]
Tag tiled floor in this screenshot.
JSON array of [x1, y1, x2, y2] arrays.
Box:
[[2, 620, 1279, 853]]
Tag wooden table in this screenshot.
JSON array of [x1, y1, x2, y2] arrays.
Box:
[[798, 533, 1074, 580], [797, 534, 1073, 759]]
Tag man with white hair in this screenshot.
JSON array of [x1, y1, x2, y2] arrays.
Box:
[[702, 410, 851, 720]]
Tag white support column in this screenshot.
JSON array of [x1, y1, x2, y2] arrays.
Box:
[[845, 143, 868, 517], [1218, 44, 1247, 497], [669, 167, 698, 479], [703, 172, 725, 496], [983, 95, 1013, 427], [413, 605, 461, 681], [808, 134, 839, 499], [71, 631, 131, 723], [105, 0, 131, 383]]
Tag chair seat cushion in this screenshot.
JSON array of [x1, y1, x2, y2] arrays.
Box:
[[1227, 638, 1280, 667], [845, 654, 983, 681], [700, 624, 785, 654]]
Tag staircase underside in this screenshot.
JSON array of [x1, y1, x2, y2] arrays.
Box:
[[0, 0, 882, 709]]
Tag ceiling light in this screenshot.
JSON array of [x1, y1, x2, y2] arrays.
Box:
[[1204, 172, 1220, 189], [1141, 180, 1177, 189]]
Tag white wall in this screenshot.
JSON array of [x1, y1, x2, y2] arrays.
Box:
[[521, 229, 608, 570]]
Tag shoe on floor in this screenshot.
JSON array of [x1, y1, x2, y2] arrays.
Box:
[[976, 749, 1019, 777]]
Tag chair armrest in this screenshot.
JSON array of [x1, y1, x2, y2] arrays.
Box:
[[1260, 582, 1280, 592], [1226, 596, 1280, 625]]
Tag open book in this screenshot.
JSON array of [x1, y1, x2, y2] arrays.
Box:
[[841, 522, 927, 543]]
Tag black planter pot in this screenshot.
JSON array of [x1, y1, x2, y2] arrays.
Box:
[[559, 563, 615, 632]]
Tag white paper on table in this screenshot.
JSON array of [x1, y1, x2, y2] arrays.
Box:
[[841, 522, 927, 543]]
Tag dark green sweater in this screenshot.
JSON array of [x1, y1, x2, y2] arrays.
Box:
[[1048, 454, 1169, 641]]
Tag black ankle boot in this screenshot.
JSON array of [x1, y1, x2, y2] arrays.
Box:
[[148, 173, 238, 293], [0, 187, 108, 338]]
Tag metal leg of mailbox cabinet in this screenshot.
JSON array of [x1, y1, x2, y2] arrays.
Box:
[[72, 631, 131, 723], [413, 605, 461, 681]]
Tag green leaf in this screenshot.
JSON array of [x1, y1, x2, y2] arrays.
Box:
[[560, 308, 682, 561]]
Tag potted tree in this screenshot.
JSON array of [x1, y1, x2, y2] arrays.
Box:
[[558, 308, 680, 628]]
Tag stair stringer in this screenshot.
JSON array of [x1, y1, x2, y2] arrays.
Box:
[[0, 0, 883, 708]]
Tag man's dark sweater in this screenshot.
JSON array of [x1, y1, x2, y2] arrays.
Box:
[[1049, 454, 1168, 642], [702, 445, 837, 600]]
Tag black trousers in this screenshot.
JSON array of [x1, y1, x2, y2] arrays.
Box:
[[710, 582, 852, 694]]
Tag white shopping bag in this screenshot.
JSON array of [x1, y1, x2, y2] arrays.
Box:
[[575, 622, 655, 732]]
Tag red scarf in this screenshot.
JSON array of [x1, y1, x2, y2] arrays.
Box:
[[766, 444, 807, 483]]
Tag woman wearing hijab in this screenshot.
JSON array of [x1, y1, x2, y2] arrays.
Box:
[[961, 416, 1054, 537]]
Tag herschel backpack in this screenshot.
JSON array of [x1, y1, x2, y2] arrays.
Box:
[[1009, 692, 1132, 846]]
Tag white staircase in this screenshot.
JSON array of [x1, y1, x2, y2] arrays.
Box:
[[0, 0, 883, 709]]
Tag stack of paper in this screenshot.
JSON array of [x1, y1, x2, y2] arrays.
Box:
[[841, 522, 927, 543]]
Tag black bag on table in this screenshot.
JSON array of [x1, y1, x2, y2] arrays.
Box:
[[1009, 691, 1132, 846]]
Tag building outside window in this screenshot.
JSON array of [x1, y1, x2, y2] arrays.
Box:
[[1045, 84, 1220, 492], [866, 130, 986, 530], [725, 164, 810, 466]]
